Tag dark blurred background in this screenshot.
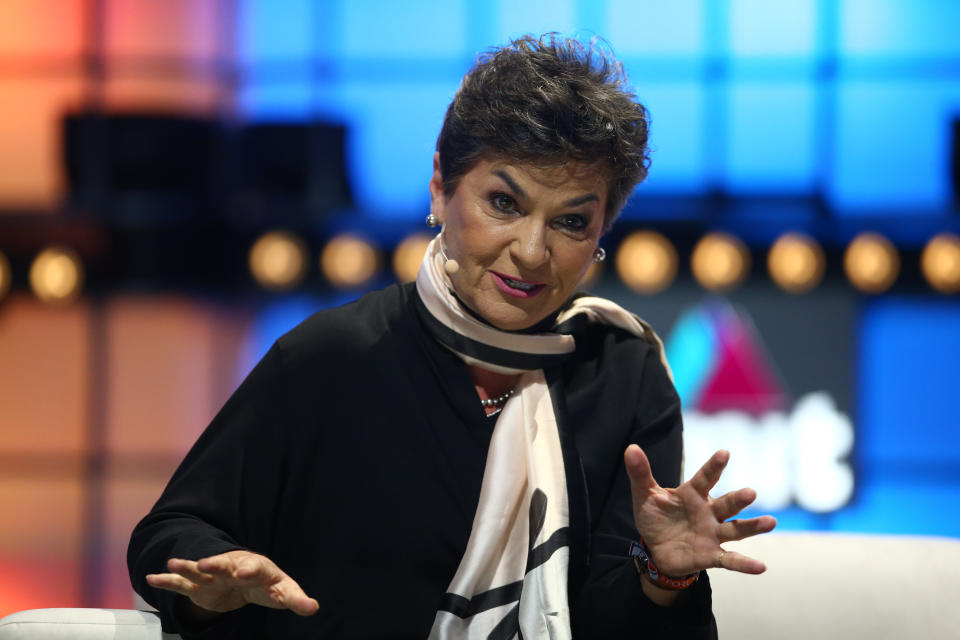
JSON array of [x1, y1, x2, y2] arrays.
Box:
[[1, 0, 958, 615]]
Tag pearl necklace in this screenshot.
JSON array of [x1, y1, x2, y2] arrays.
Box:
[[481, 388, 515, 408]]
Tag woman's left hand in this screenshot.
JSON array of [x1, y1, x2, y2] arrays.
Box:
[[624, 444, 777, 578]]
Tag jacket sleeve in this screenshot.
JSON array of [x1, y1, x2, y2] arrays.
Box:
[[572, 347, 718, 639], [126, 343, 291, 637]]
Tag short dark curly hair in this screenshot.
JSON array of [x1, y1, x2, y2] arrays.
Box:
[[436, 33, 650, 229]]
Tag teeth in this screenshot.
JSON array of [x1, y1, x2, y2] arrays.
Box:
[[503, 277, 536, 291]]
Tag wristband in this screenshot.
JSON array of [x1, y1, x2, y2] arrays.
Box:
[[628, 538, 699, 591]]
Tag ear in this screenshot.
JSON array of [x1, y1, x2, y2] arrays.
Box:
[[428, 152, 445, 221]]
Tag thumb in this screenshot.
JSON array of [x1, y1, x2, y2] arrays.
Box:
[[287, 591, 320, 617], [624, 444, 658, 498], [275, 578, 319, 616]]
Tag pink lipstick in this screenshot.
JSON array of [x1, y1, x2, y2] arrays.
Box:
[[490, 271, 546, 299]]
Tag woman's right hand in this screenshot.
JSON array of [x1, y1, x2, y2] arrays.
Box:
[[146, 550, 319, 618]]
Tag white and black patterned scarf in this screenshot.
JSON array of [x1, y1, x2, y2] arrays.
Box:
[[417, 236, 668, 640]]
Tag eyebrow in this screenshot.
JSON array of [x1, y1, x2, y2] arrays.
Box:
[[492, 169, 600, 208], [493, 170, 526, 198], [563, 193, 600, 207]]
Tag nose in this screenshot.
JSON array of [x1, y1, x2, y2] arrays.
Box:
[[510, 218, 550, 271]]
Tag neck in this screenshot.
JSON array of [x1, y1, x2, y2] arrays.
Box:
[[467, 365, 520, 402]]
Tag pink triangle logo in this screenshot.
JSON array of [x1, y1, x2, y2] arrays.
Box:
[[666, 301, 788, 416]]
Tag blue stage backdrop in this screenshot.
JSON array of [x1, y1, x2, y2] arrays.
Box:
[[237, 0, 960, 220], [239, 0, 960, 538]]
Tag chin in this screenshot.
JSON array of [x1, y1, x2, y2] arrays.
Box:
[[485, 308, 551, 332], [491, 318, 534, 331], [462, 288, 558, 331]]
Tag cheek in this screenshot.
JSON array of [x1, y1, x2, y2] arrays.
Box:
[[458, 219, 505, 266], [560, 249, 595, 281]]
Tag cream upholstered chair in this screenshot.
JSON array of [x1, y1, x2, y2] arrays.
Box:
[[0, 608, 176, 639], [2, 533, 957, 638], [709, 532, 960, 639], [0, 594, 178, 640]]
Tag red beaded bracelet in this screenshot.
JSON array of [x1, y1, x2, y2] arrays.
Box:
[[628, 539, 699, 591]]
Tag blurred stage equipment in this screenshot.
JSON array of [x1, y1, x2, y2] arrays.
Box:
[[248, 231, 309, 292], [691, 232, 750, 292], [238, 122, 353, 215], [844, 232, 899, 294], [56, 113, 355, 293], [0, 250, 10, 302], [321, 234, 378, 288], [614, 230, 677, 294], [63, 112, 219, 216], [63, 114, 352, 221], [29, 246, 84, 304], [392, 233, 432, 283], [921, 232, 960, 294], [767, 233, 826, 294]]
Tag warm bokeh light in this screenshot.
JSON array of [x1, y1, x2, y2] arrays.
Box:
[[248, 231, 309, 291], [29, 246, 84, 304], [921, 233, 960, 294], [691, 232, 750, 292], [0, 250, 11, 302], [767, 233, 826, 294], [392, 233, 433, 283], [844, 232, 899, 294], [321, 234, 378, 288], [614, 231, 677, 294]]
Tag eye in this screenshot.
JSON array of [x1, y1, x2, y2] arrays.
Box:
[[489, 193, 518, 213], [555, 214, 588, 232]]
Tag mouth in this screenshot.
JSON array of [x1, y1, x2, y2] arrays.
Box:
[[490, 271, 546, 299]]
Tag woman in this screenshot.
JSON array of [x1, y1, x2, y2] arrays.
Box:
[[129, 34, 775, 639]]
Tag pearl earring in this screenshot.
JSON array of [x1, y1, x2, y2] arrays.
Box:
[[592, 247, 606, 263], [426, 213, 440, 228]]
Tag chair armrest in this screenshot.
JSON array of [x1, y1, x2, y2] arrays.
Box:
[[0, 608, 179, 640], [709, 533, 960, 640]]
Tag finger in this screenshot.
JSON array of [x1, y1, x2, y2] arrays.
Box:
[[248, 574, 319, 616], [688, 449, 730, 496], [234, 555, 269, 580], [232, 554, 290, 589], [288, 595, 320, 617], [273, 579, 320, 617], [196, 552, 263, 581], [225, 555, 318, 616], [623, 444, 658, 496], [711, 487, 757, 522], [166, 558, 215, 584], [714, 549, 766, 574], [716, 515, 777, 543], [146, 572, 200, 596], [195, 554, 237, 577]]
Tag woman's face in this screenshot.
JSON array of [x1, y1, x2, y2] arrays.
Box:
[[429, 153, 607, 331]]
